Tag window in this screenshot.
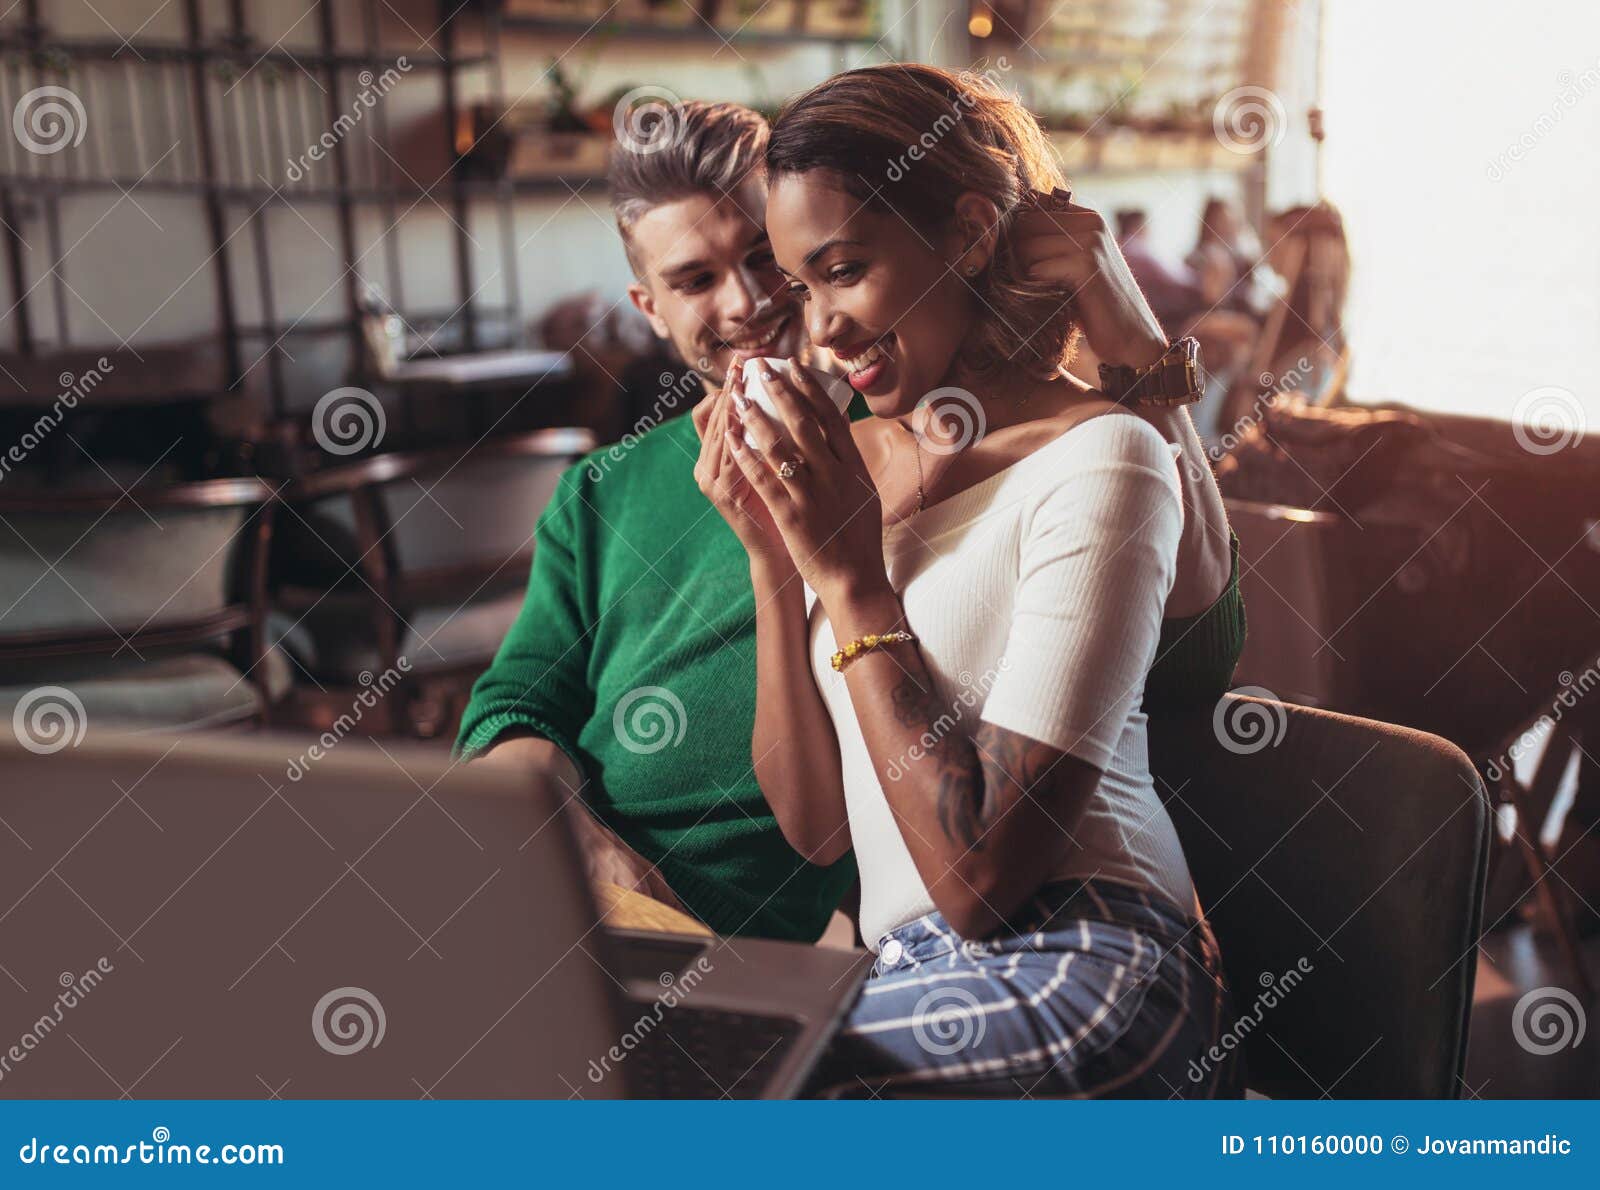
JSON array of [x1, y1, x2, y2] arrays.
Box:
[[1322, 0, 1598, 434]]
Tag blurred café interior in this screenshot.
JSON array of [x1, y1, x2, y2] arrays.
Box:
[[0, 0, 1596, 1098]]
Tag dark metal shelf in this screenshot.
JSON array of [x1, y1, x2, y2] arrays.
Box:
[[0, 36, 490, 71], [500, 15, 880, 48], [459, 175, 608, 195], [0, 175, 608, 202], [235, 303, 517, 341], [0, 1, 866, 423]]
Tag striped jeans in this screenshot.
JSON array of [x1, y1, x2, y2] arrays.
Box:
[[804, 877, 1241, 1098]]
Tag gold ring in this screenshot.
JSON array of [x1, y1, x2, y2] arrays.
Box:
[[777, 460, 800, 480]]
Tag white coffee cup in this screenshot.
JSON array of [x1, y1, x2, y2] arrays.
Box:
[[739, 357, 854, 449]]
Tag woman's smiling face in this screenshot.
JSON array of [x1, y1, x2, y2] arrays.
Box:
[[767, 169, 972, 417]]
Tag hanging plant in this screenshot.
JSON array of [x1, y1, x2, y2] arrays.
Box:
[[30, 47, 72, 75], [544, 58, 589, 133]]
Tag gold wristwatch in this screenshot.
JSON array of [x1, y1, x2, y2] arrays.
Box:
[[1098, 336, 1204, 407]]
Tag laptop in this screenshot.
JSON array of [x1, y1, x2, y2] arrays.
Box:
[[0, 730, 870, 1099]]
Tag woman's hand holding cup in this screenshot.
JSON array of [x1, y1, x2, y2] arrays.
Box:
[[723, 359, 892, 610], [693, 364, 793, 574]]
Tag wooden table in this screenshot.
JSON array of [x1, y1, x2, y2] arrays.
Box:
[[594, 882, 713, 936]]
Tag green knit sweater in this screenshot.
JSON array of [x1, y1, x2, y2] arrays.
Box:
[[455, 411, 1245, 941]]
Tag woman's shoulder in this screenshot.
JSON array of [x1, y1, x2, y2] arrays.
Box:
[[1014, 410, 1182, 536], [1031, 405, 1176, 473]]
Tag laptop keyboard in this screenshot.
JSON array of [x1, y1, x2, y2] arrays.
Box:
[[626, 1004, 803, 1098]]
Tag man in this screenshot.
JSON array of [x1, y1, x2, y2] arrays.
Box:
[[456, 102, 1245, 941]]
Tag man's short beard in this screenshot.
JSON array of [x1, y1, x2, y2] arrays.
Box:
[[673, 341, 725, 393], [664, 316, 810, 395]]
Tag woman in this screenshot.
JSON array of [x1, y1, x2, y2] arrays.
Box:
[[1189, 196, 1267, 317], [695, 64, 1238, 1097]]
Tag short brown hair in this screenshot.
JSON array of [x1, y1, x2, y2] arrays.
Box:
[[609, 100, 770, 278], [766, 64, 1080, 386]]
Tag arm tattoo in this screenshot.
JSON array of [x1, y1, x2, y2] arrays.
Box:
[[886, 675, 1059, 850], [969, 722, 1061, 845]]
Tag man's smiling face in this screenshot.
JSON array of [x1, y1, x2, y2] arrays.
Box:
[[625, 177, 806, 390]]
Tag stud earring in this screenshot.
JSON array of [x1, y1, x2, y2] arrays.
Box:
[[965, 264, 978, 277]]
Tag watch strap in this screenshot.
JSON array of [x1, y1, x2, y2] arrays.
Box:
[[1099, 336, 1203, 407]]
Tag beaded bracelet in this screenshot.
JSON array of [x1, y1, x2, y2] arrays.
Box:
[[830, 630, 918, 672]]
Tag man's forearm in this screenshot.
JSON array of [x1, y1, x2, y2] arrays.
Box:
[[1138, 404, 1232, 617], [1045, 248, 1230, 615], [477, 729, 585, 793], [476, 730, 687, 911]]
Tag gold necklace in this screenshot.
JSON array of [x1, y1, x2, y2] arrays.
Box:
[[900, 422, 926, 513]]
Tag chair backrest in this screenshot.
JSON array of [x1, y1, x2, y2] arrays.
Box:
[[1224, 499, 1343, 709], [0, 478, 276, 661], [295, 427, 594, 589], [376, 451, 570, 575], [281, 429, 595, 689], [1149, 693, 1490, 1098]]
